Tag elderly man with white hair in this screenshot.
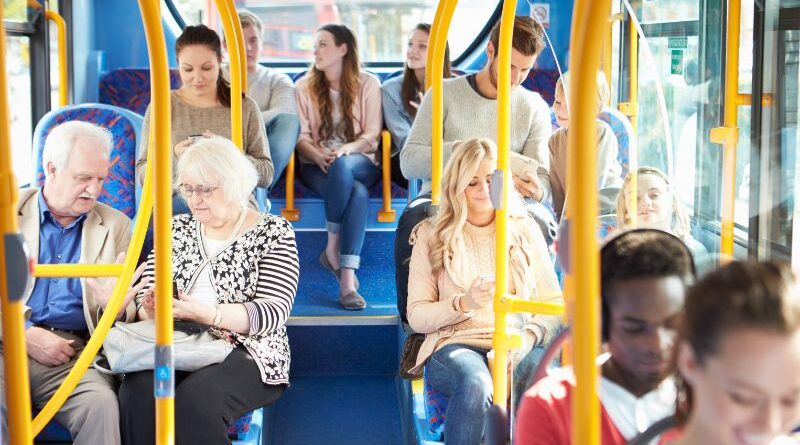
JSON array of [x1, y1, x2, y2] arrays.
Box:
[[1, 120, 145, 445]]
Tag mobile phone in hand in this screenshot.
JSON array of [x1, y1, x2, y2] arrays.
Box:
[[188, 134, 204, 144], [173, 281, 179, 300]]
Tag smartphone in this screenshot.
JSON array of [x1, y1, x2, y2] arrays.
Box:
[[188, 134, 204, 144], [172, 281, 179, 299]]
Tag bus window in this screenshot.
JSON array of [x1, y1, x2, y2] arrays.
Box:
[[4, 35, 34, 187], [167, 0, 499, 64], [4, 0, 31, 23]]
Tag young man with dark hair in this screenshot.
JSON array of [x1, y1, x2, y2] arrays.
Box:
[[515, 229, 695, 445], [395, 16, 554, 325]]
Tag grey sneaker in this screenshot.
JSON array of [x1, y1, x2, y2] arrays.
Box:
[[319, 251, 359, 290], [339, 290, 366, 310]]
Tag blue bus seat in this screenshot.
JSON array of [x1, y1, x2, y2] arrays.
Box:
[[522, 68, 561, 105], [598, 107, 635, 177], [33, 103, 143, 220], [99, 68, 182, 115], [229, 407, 264, 445]]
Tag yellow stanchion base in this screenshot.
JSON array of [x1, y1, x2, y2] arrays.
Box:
[[378, 210, 396, 223], [281, 208, 300, 221]]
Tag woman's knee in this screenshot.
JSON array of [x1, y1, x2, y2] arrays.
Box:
[[328, 156, 356, 183], [351, 181, 369, 201]]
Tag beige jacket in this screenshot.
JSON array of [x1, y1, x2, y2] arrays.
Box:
[[407, 217, 563, 374], [14, 188, 135, 335]]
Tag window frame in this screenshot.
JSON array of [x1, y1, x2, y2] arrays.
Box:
[[162, 0, 501, 69]]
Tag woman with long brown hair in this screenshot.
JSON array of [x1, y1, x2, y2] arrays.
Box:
[[381, 23, 451, 188], [294, 24, 382, 310], [136, 25, 272, 213]]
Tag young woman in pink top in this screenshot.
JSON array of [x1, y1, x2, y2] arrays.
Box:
[[294, 24, 382, 310]]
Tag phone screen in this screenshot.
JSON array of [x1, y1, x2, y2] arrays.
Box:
[[172, 282, 179, 299]]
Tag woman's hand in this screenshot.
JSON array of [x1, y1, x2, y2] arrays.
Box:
[[460, 276, 495, 312], [336, 142, 358, 158], [513, 171, 544, 202], [139, 288, 156, 320], [86, 254, 149, 320], [172, 291, 215, 325], [408, 91, 424, 110], [310, 145, 336, 173]]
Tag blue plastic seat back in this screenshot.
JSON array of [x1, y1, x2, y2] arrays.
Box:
[[521, 68, 561, 105], [598, 107, 634, 177], [99, 68, 182, 115], [423, 366, 448, 439], [33, 104, 143, 220]]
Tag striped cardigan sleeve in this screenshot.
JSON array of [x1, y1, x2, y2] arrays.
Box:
[[243, 229, 299, 336]]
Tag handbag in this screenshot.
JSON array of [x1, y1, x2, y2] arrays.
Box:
[[399, 333, 425, 380], [93, 319, 234, 374]]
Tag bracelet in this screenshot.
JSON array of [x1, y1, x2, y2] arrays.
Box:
[[212, 305, 223, 327]]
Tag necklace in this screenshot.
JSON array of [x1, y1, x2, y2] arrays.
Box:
[[202, 207, 247, 243]]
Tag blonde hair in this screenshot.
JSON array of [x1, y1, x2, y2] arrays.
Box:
[[238, 10, 263, 34], [428, 138, 530, 277], [555, 70, 610, 115], [176, 136, 258, 206], [616, 166, 690, 239]]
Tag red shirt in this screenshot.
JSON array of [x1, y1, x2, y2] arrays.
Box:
[[515, 372, 627, 445]]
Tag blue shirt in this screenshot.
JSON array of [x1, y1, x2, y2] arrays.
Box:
[[25, 191, 87, 330]]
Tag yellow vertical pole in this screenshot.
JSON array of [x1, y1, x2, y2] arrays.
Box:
[[214, 0, 243, 149], [281, 155, 300, 221], [138, 0, 175, 443], [490, 0, 518, 406], [45, 11, 68, 107], [0, 4, 34, 444], [378, 130, 397, 222], [224, 0, 247, 89], [427, 0, 458, 206], [425, 0, 448, 90], [710, 0, 742, 257], [568, 1, 607, 444]]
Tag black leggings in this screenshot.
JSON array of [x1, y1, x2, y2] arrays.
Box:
[[119, 347, 285, 445]]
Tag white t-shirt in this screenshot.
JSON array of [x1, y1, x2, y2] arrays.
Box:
[[187, 237, 227, 306], [599, 376, 676, 440]]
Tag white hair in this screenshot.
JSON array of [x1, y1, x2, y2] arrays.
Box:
[[176, 136, 258, 206], [42, 121, 113, 176]]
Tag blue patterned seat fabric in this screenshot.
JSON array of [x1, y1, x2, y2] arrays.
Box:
[[423, 366, 448, 440], [598, 107, 634, 177], [99, 68, 182, 115], [33, 104, 142, 219]]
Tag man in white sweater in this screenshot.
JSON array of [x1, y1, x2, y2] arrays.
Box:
[[226, 10, 300, 190], [395, 16, 556, 324]]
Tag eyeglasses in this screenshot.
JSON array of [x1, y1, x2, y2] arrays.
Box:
[[178, 184, 219, 199]]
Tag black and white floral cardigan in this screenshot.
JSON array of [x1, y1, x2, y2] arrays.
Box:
[[136, 213, 299, 385]]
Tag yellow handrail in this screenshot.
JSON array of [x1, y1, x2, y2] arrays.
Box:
[[617, 11, 638, 227], [567, 1, 609, 444], [378, 130, 397, 222], [214, 0, 243, 149], [33, 264, 123, 278], [709, 0, 742, 258], [602, 13, 624, 99], [281, 155, 300, 221], [490, 0, 517, 406], [427, 0, 458, 206], [45, 11, 68, 107], [0, 3, 34, 443], [138, 0, 176, 442]]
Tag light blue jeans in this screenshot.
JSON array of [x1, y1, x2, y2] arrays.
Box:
[[299, 154, 380, 269], [427, 344, 493, 445], [266, 113, 301, 190]]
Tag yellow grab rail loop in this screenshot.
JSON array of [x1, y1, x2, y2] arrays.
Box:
[[428, 0, 458, 206], [45, 11, 69, 107], [0, 3, 35, 443], [214, 0, 244, 150]]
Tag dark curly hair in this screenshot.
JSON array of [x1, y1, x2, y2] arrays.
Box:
[[600, 228, 696, 341]]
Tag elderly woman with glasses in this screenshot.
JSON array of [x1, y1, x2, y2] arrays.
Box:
[[119, 136, 299, 445]]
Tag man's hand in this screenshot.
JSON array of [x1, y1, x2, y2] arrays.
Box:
[[25, 327, 76, 366], [86, 254, 148, 320], [513, 171, 544, 202]]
